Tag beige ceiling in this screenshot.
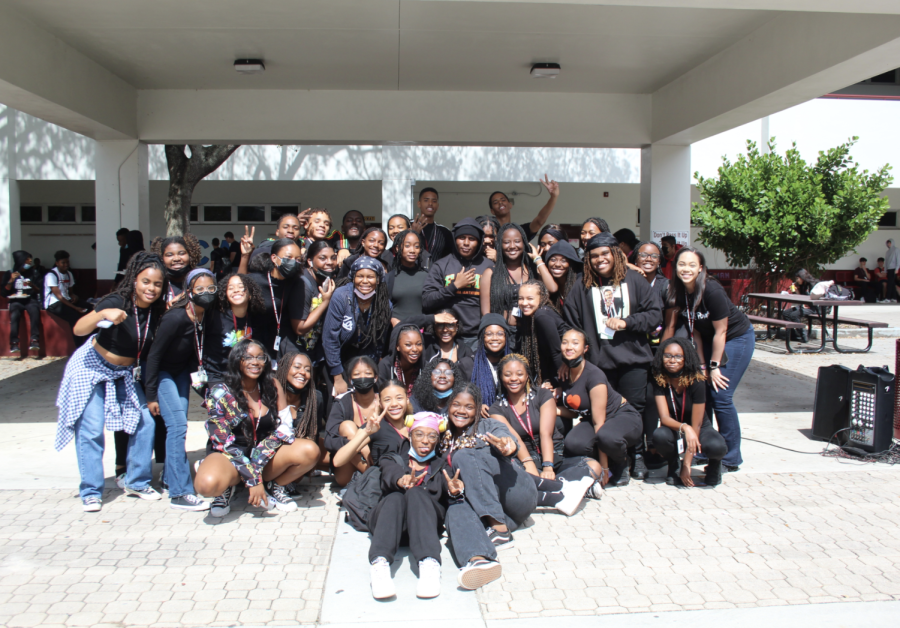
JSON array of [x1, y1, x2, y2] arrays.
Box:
[[2, 0, 776, 93]]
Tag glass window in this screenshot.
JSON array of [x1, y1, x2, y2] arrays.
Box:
[[879, 211, 897, 228], [190, 206, 198, 222], [20, 206, 42, 222], [237, 205, 266, 222], [48, 206, 76, 222], [81, 206, 96, 222], [271, 206, 300, 223], [204, 205, 232, 222]]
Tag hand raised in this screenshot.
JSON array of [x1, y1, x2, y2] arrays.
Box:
[[397, 474, 415, 489], [443, 469, 464, 496], [540, 174, 560, 198], [240, 225, 256, 256], [297, 208, 313, 229], [319, 278, 335, 301]]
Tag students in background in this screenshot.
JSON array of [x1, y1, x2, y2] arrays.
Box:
[[487, 175, 560, 242], [659, 236, 683, 281], [44, 250, 89, 333], [613, 228, 639, 263], [339, 226, 392, 279], [854, 257, 876, 303], [387, 229, 431, 324], [2, 250, 42, 354], [210, 238, 225, 280], [249, 213, 303, 263], [537, 224, 567, 257], [387, 214, 411, 242], [410, 188, 453, 261], [335, 210, 367, 265], [872, 258, 889, 302], [150, 234, 203, 301], [578, 218, 609, 253]]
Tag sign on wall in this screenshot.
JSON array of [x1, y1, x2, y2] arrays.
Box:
[[651, 230, 689, 247]]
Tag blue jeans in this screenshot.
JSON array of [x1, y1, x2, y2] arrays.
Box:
[[702, 325, 755, 467], [156, 370, 193, 499], [74, 376, 155, 501]]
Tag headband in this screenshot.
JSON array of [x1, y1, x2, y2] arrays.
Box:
[[404, 411, 448, 433], [185, 268, 214, 286], [584, 232, 620, 252], [350, 255, 385, 280]]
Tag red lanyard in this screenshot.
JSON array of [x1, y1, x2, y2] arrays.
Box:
[[134, 302, 150, 360], [684, 293, 695, 340], [232, 312, 252, 340], [187, 303, 204, 369], [668, 385, 687, 424], [247, 386, 261, 443], [510, 400, 539, 454], [394, 359, 416, 395], [267, 272, 284, 336]]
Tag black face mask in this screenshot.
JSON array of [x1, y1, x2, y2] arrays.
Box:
[[350, 377, 376, 393], [167, 266, 189, 279], [284, 381, 304, 396], [314, 268, 336, 282], [277, 257, 300, 279], [562, 355, 585, 368], [190, 292, 216, 310]]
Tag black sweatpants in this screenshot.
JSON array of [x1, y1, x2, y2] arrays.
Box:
[[8, 300, 41, 344], [562, 403, 643, 465], [368, 487, 445, 565], [603, 365, 650, 452], [652, 423, 728, 461], [887, 269, 898, 301]]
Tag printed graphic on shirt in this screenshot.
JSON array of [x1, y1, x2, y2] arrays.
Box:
[[444, 272, 483, 296], [301, 295, 324, 350], [223, 328, 250, 348], [591, 283, 631, 340]]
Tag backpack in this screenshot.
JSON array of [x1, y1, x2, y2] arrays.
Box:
[[341, 452, 405, 532], [822, 284, 853, 301]]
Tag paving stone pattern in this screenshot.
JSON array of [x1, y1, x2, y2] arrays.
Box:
[[0, 480, 339, 627], [475, 469, 900, 620]]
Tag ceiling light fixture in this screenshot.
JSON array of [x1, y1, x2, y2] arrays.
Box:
[[234, 59, 265, 74], [530, 63, 560, 79]]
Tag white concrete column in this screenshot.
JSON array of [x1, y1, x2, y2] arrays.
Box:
[[0, 106, 21, 270], [95, 140, 149, 280], [639, 144, 691, 247], [381, 145, 414, 228]]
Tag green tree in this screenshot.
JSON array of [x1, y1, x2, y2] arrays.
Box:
[[692, 138, 892, 290]]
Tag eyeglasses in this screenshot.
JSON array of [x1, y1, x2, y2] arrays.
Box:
[[241, 355, 268, 363], [432, 369, 453, 376], [662, 354, 685, 362], [637, 253, 660, 260], [484, 332, 506, 339], [411, 431, 439, 444], [193, 286, 218, 295]]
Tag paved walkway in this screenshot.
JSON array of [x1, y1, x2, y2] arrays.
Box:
[[1, 333, 899, 627]]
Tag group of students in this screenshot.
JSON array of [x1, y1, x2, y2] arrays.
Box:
[[53, 181, 755, 599]]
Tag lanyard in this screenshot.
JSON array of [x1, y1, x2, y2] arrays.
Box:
[[134, 302, 151, 360], [187, 303, 205, 368], [684, 293, 695, 340], [167, 285, 177, 305], [267, 272, 284, 335], [394, 359, 416, 395], [510, 400, 539, 455], [246, 386, 261, 443], [668, 385, 687, 424], [412, 463, 429, 486], [506, 264, 527, 285], [232, 312, 252, 340]]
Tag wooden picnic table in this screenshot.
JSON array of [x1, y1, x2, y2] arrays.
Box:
[[747, 292, 882, 354]]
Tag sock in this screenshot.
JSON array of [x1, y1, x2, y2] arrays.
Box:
[[537, 491, 564, 507]]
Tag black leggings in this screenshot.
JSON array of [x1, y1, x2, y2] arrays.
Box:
[[115, 415, 167, 469], [368, 487, 445, 564], [563, 404, 643, 465], [8, 300, 41, 344], [652, 423, 728, 461], [603, 365, 650, 452], [529, 458, 594, 507]]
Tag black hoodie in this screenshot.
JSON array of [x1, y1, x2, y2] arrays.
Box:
[[421, 218, 494, 338]]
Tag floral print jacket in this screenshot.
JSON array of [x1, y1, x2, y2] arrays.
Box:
[[205, 383, 294, 487]]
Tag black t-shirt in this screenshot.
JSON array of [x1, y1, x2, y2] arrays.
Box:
[[93, 294, 156, 359], [204, 308, 252, 383], [560, 361, 623, 422], [488, 388, 560, 457], [674, 280, 751, 343], [210, 248, 224, 274], [144, 307, 202, 401], [228, 241, 241, 264], [390, 266, 428, 322], [653, 379, 708, 426], [249, 271, 298, 358]]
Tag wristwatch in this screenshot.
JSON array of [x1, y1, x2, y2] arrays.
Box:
[[709, 360, 720, 370]]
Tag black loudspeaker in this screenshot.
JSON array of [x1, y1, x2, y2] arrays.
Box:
[[812, 364, 895, 453], [812, 365, 852, 442]]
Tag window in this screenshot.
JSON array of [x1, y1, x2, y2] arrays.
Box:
[[879, 211, 897, 228], [271, 206, 300, 223], [237, 205, 265, 222], [190, 206, 198, 222], [81, 206, 96, 222], [204, 205, 232, 222], [20, 206, 42, 222], [48, 206, 76, 222], [870, 70, 897, 84]]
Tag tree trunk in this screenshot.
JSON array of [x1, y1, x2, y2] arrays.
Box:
[[163, 144, 240, 236]]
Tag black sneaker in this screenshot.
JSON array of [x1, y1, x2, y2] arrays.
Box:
[[630, 454, 648, 480], [8, 343, 19, 355], [457, 559, 502, 590], [210, 486, 234, 517], [608, 460, 630, 487], [170, 494, 210, 512], [486, 527, 514, 551], [704, 460, 723, 487], [158, 469, 168, 492], [663, 457, 681, 486], [29, 340, 40, 351], [266, 481, 298, 512], [723, 464, 740, 473]]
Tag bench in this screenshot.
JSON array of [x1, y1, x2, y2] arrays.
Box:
[[0, 309, 76, 358], [747, 314, 806, 353], [829, 316, 888, 353]]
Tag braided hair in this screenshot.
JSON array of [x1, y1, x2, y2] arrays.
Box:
[[112, 251, 169, 320], [150, 233, 203, 269], [410, 358, 461, 413], [223, 338, 278, 415], [390, 324, 424, 392], [489, 223, 536, 316], [517, 280, 551, 384], [216, 273, 265, 314], [390, 229, 429, 271], [471, 325, 510, 408], [351, 279, 392, 357], [651, 337, 706, 389], [275, 351, 319, 440], [494, 353, 533, 403], [583, 241, 628, 288]]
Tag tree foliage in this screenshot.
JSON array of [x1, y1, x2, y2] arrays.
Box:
[[692, 138, 892, 282], [164, 144, 239, 236]]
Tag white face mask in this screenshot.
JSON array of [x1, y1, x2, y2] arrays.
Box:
[[354, 288, 375, 301]]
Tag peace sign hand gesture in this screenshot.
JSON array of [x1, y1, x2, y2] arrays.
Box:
[[240, 225, 256, 256], [443, 469, 465, 496], [297, 208, 313, 229], [363, 401, 386, 436], [540, 174, 560, 198], [482, 433, 517, 457]]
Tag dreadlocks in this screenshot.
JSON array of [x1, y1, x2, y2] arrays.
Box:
[[651, 337, 706, 389], [517, 280, 551, 385], [275, 351, 319, 440], [354, 282, 392, 355], [583, 242, 628, 288], [150, 233, 203, 269], [112, 251, 169, 320], [410, 358, 462, 413], [471, 325, 510, 408], [489, 223, 536, 316]]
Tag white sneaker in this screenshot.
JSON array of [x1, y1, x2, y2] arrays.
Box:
[[124, 485, 162, 501], [586, 479, 604, 500], [417, 557, 442, 599], [370, 557, 395, 599], [82, 497, 102, 512], [115, 473, 126, 489], [555, 477, 594, 516]]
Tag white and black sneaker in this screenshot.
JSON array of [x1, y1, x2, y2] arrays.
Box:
[[457, 558, 502, 590], [210, 486, 234, 517], [115, 473, 126, 490], [370, 557, 395, 599], [486, 527, 514, 551], [124, 486, 162, 501], [266, 481, 298, 512], [586, 479, 604, 500], [170, 494, 210, 512], [82, 497, 102, 512]]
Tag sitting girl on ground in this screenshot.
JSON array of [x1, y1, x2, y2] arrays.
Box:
[[410, 357, 461, 416]]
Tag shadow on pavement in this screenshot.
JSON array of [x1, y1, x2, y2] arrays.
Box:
[[0, 358, 69, 423], [734, 359, 817, 414]]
